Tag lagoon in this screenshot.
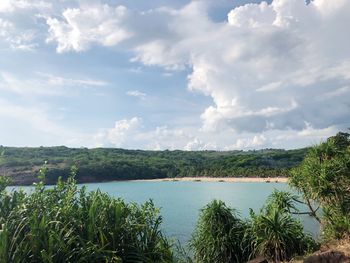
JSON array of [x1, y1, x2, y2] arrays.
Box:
[[10, 181, 320, 244]]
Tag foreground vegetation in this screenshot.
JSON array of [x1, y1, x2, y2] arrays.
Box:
[[189, 132, 350, 262], [1, 171, 317, 263], [191, 133, 350, 263], [0, 132, 348, 262], [190, 193, 318, 263], [290, 132, 350, 240], [0, 146, 307, 185], [0, 168, 173, 263]]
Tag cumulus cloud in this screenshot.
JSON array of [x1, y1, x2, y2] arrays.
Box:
[[111, 0, 350, 135], [94, 119, 341, 151], [94, 119, 207, 150], [9, 0, 350, 149], [184, 0, 350, 134], [184, 137, 217, 151], [227, 134, 268, 150], [95, 117, 142, 147], [46, 4, 131, 53]]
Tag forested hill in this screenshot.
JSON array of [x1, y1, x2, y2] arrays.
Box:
[[0, 146, 308, 185]]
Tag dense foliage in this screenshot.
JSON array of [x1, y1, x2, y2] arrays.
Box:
[[1, 170, 320, 263], [190, 200, 249, 263], [246, 191, 317, 262], [290, 132, 350, 240], [0, 169, 174, 263], [190, 192, 317, 263], [0, 146, 307, 185]]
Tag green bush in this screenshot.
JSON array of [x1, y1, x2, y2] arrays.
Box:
[[190, 195, 318, 263], [247, 208, 317, 262], [0, 171, 173, 263], [290, 132, 350, 240], [245, 190, 318, 261], [190, 200, 249, 263]]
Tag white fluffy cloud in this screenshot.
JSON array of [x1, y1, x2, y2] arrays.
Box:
[[184, 137, 217, 151], [6, 0, 350, 149], [95, 117, 142, 147], [130, 0, 350, 136], [228, 135, 267, 150], [95, 118, 206, 150], [49, 0, 350, 133], [95, 118, 340, 150], [45, 0, 350, 149], [185, 0, 350, 134], [46, 4, 131, 53]]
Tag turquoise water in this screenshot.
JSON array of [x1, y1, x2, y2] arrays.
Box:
[[9, 181, 320, 243]]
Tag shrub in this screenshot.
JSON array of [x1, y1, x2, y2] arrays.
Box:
[[290, 132, 350, 239], [190, 200, 249, 263], [0, 170, 173, 263], [190, 194, 318, 263], [247, 207, 317, 262]]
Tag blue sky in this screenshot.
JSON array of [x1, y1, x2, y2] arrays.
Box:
[[0, 0, 349, 150]]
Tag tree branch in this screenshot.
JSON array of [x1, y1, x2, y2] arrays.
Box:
[[305, 198, 321, 223]]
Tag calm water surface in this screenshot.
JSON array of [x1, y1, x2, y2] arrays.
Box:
[[10, 181, 320, 243]]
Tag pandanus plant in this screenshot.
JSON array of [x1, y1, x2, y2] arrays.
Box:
[[0, 168, 173, 263], [190, 200, 249, 263]]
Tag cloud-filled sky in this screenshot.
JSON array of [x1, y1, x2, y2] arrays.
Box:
[[0, 0, 349, 150]]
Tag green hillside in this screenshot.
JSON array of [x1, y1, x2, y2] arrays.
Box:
[[0, 146, 308, 185]]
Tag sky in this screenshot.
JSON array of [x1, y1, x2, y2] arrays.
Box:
[[0, 0, 349, 150]]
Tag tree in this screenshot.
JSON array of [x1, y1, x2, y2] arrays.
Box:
[[289, 132, 350, 239]]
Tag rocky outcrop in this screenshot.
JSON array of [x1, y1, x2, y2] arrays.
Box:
[[303, 250, 349, 263]]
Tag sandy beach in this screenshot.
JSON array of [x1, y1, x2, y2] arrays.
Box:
[[134, 177, 288, 183]]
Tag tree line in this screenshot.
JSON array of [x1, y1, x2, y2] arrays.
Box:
[[0, 146, 308, 184]]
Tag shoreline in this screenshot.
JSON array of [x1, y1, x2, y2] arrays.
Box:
[[7, 177, 288, 186], [132, 177, 288, 183]]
